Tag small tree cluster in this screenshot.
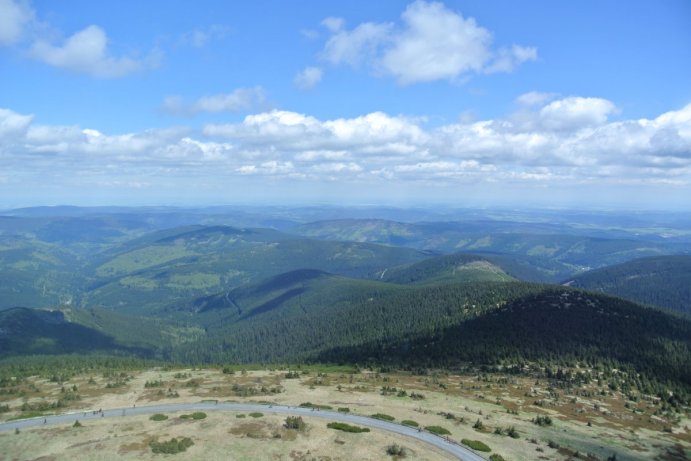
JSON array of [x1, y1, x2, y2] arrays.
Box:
[[533, 415, 553, 426], [284, 416, 305, 431], [149, 437, 194, 454], [386, 444, 406, 457]]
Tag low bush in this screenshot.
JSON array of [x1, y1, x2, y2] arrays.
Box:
[[327, 422, 370, 433], [425, 425, 451, 436], [180, 412, 206, 420], [299, 402, 332, 410], [371, 413, 395, 421], [149, 413, 168, 421], [533, 415, 553, 426], [461, 439, 491, 452], [284, 416, 306, 430], [386, 444, 406, 456], [249, 412, 264, 418], [401, 420, 419, 427], [149, 437, 194, 454]]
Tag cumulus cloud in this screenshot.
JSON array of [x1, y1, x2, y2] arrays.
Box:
[[163, 87, 267, 116], [318, 0, 536, 84], [30, 25, 159, 78], [0, 107, 33, 139], [294, 66, 323, 90], [204, 110, 427, 158], [484, 45, 538, 74], [2, 99, 691, 194], [538, 97, 618, 131], [515, 91, 557, 107], [322, 21, 392, 68], [0, 0, 33, 45], [379, 1, 493, 83]]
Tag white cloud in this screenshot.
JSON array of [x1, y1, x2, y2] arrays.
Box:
[[322, 21, 392, 68], [294, 66, 323, 90], [317, 0, 537, 84], [2, 99, 691, 194], [204, 110, 427, 158], [0, 107, 33, 140], [515, 91, 557, 107], [380, 1, 492, 84], [30, 25, 157, 78], [484, 45, 538, 74], [164, 87, 267, 116], [0, 0, 33, 46], [538, 97, 618, 131]]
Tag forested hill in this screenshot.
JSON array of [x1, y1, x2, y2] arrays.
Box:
[[171, 278, 691, 395], [380, 253, 515, 285], [315, 288, 691, 390], [565, 255, 691, 314]]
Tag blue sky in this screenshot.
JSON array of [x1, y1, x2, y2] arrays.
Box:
[[1, 0, 690, 209]]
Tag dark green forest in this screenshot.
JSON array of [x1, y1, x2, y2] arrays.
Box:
[[567, 255, 691, 314]]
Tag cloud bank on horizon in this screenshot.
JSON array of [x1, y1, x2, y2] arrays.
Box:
[[0, 0, 690, 208]]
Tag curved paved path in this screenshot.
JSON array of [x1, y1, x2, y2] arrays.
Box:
[[0, 402, 487, 460]]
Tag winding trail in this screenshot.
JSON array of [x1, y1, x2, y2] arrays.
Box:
[[0, 402, 487, 461]]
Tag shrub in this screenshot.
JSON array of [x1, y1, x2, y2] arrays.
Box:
[[284, 416, 306, 431], [72, 420, 82, 428], [150, 413, 168, 421], [461, 439, 491, 452], [386, 444, 406, 456], [327, 422, 370, 433], [338, 407, 350, 413], [489, 454, 506, 461], [249, 412, 264, 418], [401, 420, 419, 427], [506, 426, 520, 439], [547, 440, 560, 449], [236, 414, 246, 418], [371, 413, 395, 421], [149, 437, 194, 454], [180, 412, 206, 420], [0, 404, 10, 413], [425, 425, 451, 436], [473, 418, 485, 430], [533, 415, 553, 426], [299, 402, 332, 410]]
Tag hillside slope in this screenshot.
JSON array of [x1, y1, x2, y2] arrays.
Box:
[[380, 253, 515, 285], [172, 276, 691, 394], [0, 308, 144, 357], [81, 225, 429, 313], [565, 255, 691, 314], [316, 288, 691, 388]]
